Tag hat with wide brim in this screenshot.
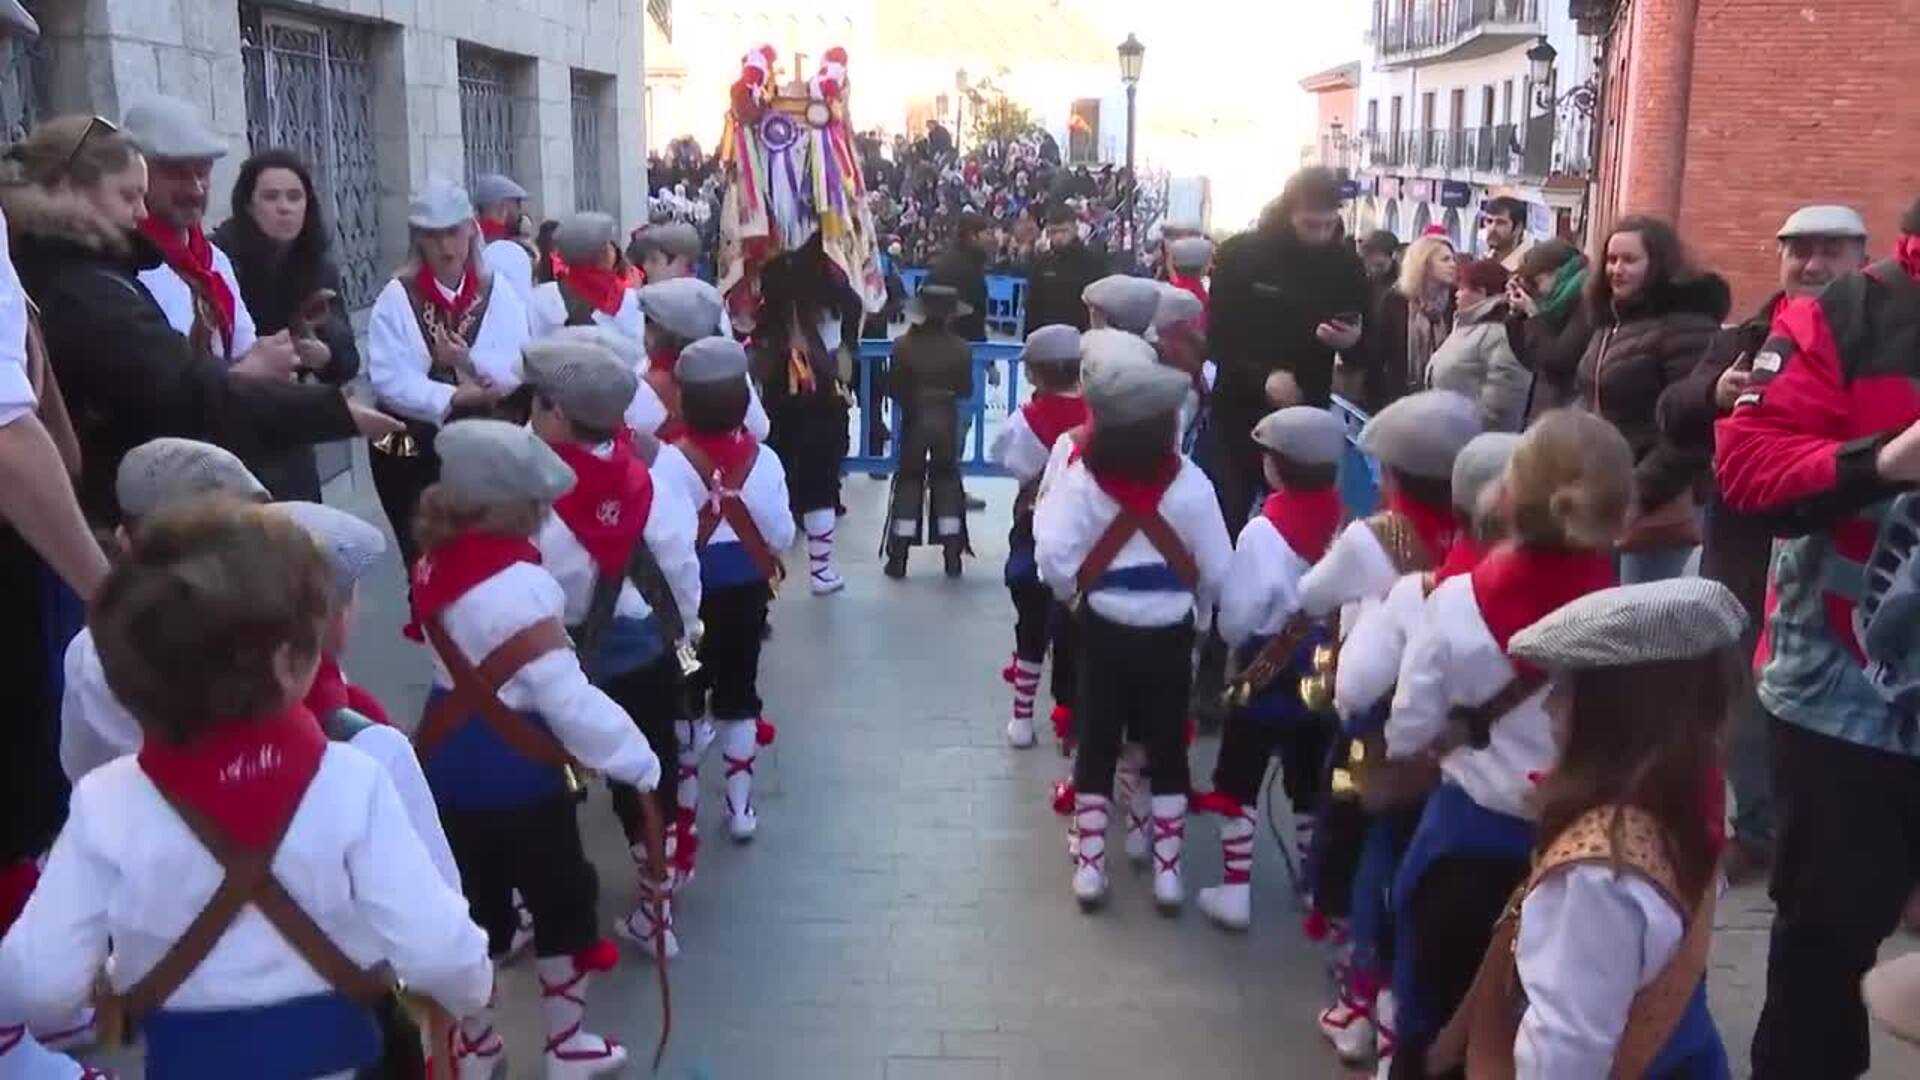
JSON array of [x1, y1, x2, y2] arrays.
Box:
[[1864, 952, 1920, 1046], [908, 283, 974, 321], [0, 0, 38, 38]]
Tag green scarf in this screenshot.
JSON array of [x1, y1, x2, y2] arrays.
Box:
[[1539, 260, 1588, 320]]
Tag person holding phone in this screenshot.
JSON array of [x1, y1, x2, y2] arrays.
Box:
[[1505, 239, 1590, 417]]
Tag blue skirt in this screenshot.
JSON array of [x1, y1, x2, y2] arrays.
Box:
[[144, 992, 381, 1080]]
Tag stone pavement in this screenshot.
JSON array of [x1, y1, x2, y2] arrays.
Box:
[[88, 450, 1920, 1078]]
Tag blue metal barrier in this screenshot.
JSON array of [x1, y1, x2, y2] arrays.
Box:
[[847, 339, 1023, 477], [984, 274, 1025, 337], [898, 269, 929, 298]]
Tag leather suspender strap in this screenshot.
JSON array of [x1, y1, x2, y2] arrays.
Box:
[[1226, 611, 1315, 699], [558, 281, 599, 327], [1073, 510, 1200, 595], [412, 617, 574, 766], [1447, 669, 1550, 752], [678, 441, 783, 582]]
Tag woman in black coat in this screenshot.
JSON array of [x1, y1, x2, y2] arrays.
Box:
[[211, 148, 362, 500], [1, 116, 396, 525]]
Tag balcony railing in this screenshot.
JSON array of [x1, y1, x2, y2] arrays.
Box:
[[1357, 120, 1590, 181], [1375, 0, 1541, 62]]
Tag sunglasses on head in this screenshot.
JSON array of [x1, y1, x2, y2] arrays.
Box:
[[62, 115, 118, 177]]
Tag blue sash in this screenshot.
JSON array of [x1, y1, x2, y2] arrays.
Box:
[[144, 992, 380, 1080], [1092, 562, 1185, 593], [1231, 628, 1329, 729], [419, 689, 569, 810], [1645, 980, 1732, 1078]]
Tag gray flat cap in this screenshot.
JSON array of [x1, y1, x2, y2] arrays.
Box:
[[1168, 236, 1214, 273], [677, 335, 750, 385], [523, 338, 637, 432], [122, 95, 227, 162], [1083, 275, 1164, 334], [1252, 406, 1346, 466], [275, 501, 387, 599], [409, 179, 474, 231], [1085, 354, 1192, 425], [1509, 578, 1748, 671], [1152, 283, 1204, 329], [0, 0, 38, 38], [472, 173, 529, 207], [631, 222, 702, 262], [1777, 205, 1868, 240], [1079, 327, 1159, 380], [1358, 390, 1482, 479], [1019, 324, 1082, 368], [546, 324, 644, 370], [435, 419, 575, 505], [639, 277, 725, 341], [1451, 432, 1523, 514], [554, 212, 617, 264], [116, 438, 267, 520]]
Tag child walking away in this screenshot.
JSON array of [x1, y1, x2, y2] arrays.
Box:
[[1194, 405, 1349, 932], [635, 277, 772, 444], [1427, 578, 1744, 1078], [1082, 274, 1165, 335], [522, 337, 702, 959], [0, 499, 493, 1078], [1383, 408, 1632, 1078], [660, 337, 797, 843], [884, 284, 975, 580], [408, 419, 663, 1079], [989, 325, 1085, 748], [1036, 339, 1232, 912]]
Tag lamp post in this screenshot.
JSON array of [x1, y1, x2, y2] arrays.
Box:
[[955, 68, 969, 153], [1117, 32, 1145, 254]]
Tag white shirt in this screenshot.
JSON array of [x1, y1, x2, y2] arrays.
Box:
[[1335, 571, 1432, 720], [1034, 457, 1232, 628], [1515, 865, 1686, 1078], [138, 243, 258, 363], [527, 282, 645, 344], [1386, 573, 1558, 820], [988, 403, 1074, 484], [534, 441, 702, 631], [0, 745, 493, 1026], [0, 204, 36, 428], [426, 561, 660, 791], [1216, 516, 1314, 648], [366, 275, 528, 425], [482, 239, 535, 315], [651, 443, 797, 555]]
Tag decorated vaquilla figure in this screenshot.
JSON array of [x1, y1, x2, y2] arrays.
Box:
[[882, 283, 973, 580]]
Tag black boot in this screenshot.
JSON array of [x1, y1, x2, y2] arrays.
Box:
[[943, 543, 964, 579], [884, 540, 909, 579]]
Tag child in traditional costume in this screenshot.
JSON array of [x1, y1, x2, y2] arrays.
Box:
[[1036, 340, 1233, 911], [523, 337, 701, 959], [408, 419, 663, 1078], [657, 337, 797, 844], [634, 277, 771, 445], [1382, 408, 1633, 1078], [989, 325, 1086, 750], [1193, 405, 1349, 932], [0, 499, 493, 1078], [528, 213, 644, 344], [883, 283, 974, 579], [1424, 578, 1742, 1078]]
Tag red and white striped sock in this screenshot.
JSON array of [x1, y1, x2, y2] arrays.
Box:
[[1010, 659, 1042, 722]]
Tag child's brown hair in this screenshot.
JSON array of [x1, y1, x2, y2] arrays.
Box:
[[412, 485, 546, 554], [1503, 408, 1634, 549], [90, 497, 334, 746]]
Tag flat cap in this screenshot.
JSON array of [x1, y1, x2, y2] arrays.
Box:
[[545, 324, 644, 371], [639, 277, 725, 341], [1451, 432, 1523, 514], [1018, 324, 1081, 368], [1358, 390, 1482, 479], [409, 179, 474, 231], [630, 222, 702, 262], [1251, 406, 1346, 466], [523, 338, 638, 432], [553, 211, 617, 264], [275, 501, 387, 599], [121, 95, 227, 162], [1085, 354, 1192, 425], [676, 335, 750, 385], [435, 419, 576, 505], [0, 0, 38, 38], [1776, 205, 1868, 240], [1168, 236, 1214, 273], [116, 438, 267, 520], [471, 173, 528, 207], [1509, 578, 1748, 671], [1152, 283, 1204, 330], [1083, 275, 1164, 334], [1078, 327, 1159, 380]]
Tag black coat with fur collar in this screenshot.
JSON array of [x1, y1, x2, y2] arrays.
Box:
[[3, 187, 355, 524]]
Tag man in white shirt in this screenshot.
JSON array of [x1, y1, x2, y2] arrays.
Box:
[[472, 173, 535, 310]]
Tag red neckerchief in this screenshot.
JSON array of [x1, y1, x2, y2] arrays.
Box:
[[648, 345, 682, 377], [415, 262, 480, 318], [1262, 487, 1342, 562], [1434, 534, 1486, 583], [680, 428, 758, 486], [1170, 273, 1210, 316], [138, 703, 329, 851], [1073, 451, 1181, 518], [304, 655, 392, 727], [1469, 543, 1616, 676], [138, 217, 235, 351], [407, 531, 543, 639], [479, 218, 511, 244], [1021, 392, 1089, 449], [1386, 489, 1459, 561], [1898, 234, 1920, 282], [549, 431, 655, 574], [559, 262, 627, 316]]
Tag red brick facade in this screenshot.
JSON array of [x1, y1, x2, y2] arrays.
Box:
[[1591, 0, 1920, 313]]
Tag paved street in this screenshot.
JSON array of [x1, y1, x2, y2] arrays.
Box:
[[90, 450, 1920, 1078]]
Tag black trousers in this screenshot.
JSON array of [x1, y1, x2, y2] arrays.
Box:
[[1050, 600, 1078, 714], [603, 652, 684, 849], [1072, 609, 1194, 798], [1009, 578, 1052, 663], [1389, 854, 1529, 1080], [1207, 404, 1263, 537], [693, 582, 771, 721], [367, 429, 440, 570], [1211, 708, 1334, 811], [0, 526, 61, 865], [1752, 717, 1920, 1079], [442, 793, 598, 959]]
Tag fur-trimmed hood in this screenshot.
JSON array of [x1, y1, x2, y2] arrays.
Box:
[[0, 181, 134, 259]]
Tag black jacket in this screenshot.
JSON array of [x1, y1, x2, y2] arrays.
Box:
[[210, 217, 362, 501], [928, 244, 990, 342], [4, 188, 357, 525], [1512, 297, 1593, 416], [1023, 241, 1106, 332], [1208, 223, 1369, 418]]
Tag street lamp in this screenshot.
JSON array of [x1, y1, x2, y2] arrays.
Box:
[[1117, 33, 1145, 254], [1527, 35, 1597, 118]]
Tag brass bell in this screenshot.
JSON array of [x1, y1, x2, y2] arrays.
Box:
[[1330, 767, 1356, 797], [675, 639, 703, 678], [1311, 644, 1338, 676], [1348, 738, 1368, 766], [1299, 671, 1334, 714], [1221, 680, 1252, 709]]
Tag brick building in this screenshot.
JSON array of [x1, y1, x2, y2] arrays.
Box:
[[1585, 0, 1920, 313]]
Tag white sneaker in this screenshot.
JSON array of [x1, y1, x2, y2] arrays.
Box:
[[1149, 795, 1186, 913], [1196, 882, 1251, 931], [1006, 715, 1037, 748], [809, 566, 846, 595], [1072, 793, 1110, 910], [1317, 1000, 1376, 1064], [454, 1027, 506, 1080], [545, 1039, 628, 1080], [1071, 863, 1109, 908], [615, 906, 680, 962]]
